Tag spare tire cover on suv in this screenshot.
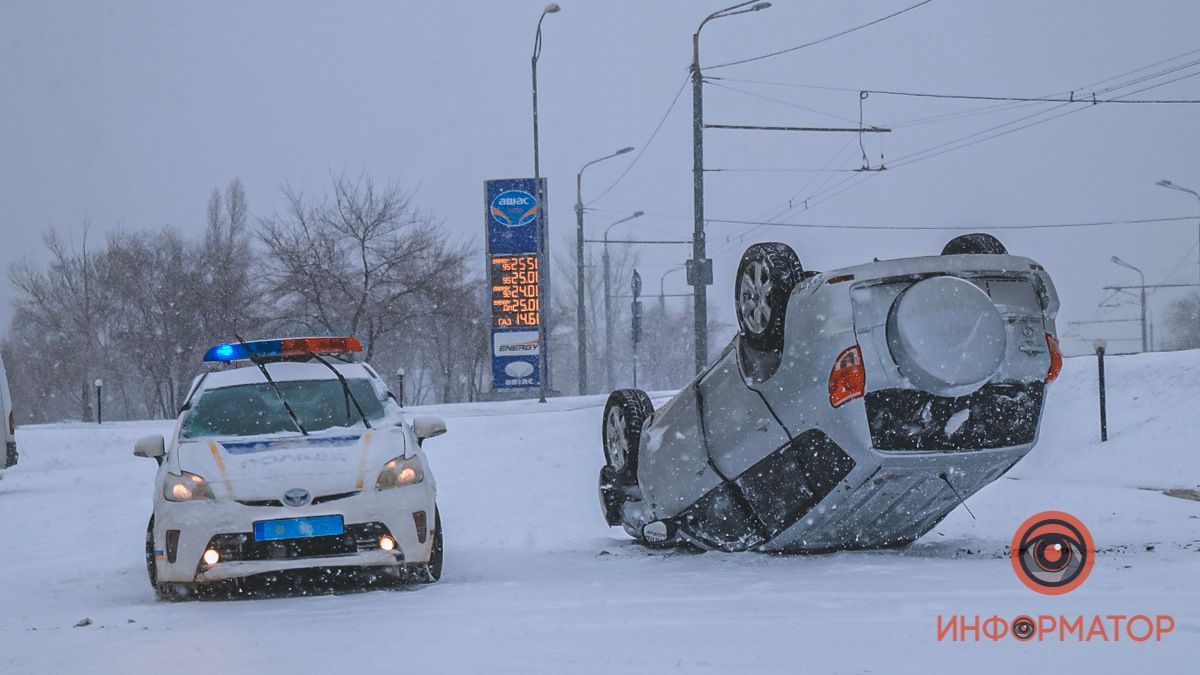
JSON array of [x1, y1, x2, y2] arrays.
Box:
[[886, 276, 1006, 397]]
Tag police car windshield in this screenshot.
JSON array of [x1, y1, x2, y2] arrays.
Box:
[[181, 379, 386, 439]]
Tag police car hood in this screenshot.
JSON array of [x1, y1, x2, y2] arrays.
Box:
[[175, 427, 406, 501]]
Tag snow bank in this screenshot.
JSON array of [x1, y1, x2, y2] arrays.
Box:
[[0, 351, 1196, 673]]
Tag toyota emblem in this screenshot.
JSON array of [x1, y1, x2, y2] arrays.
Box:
[[283, 488, 311, 507]]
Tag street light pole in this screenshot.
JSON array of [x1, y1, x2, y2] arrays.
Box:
[[602, 211, 645, 390], [660, 266, 684, 315], [1155, 179, 1200, 285], [532, 3, 560, 403], [1111, 256, 1148, 352], [576, 146, 633, 395], [690, 1, 772, 375], [94, 379, 103, 425]]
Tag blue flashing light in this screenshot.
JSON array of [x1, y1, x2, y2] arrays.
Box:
[[203, 340, 282, 363], [202, 337, 362, 363]]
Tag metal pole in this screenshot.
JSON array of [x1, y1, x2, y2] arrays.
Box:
[[659, 271, 667, 315], [686, 2, 770, 374], [690, 28, 708, 375], [1112, 257, 1148, 352], [574, 147, 632, 396], [1139, 282, 1148, 352], [532, 6, 558, 403], [95, 379, 103, 425], [1096, 345, 1107, 442], [1155, 180, 1200, 339], [631, 270, 642, 388], [604, 243, 613, 391], [575, 172, 587, 395]]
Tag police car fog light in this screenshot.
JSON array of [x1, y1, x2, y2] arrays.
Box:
[[202, 548, 221, 565], [379, 535, 396, 551]]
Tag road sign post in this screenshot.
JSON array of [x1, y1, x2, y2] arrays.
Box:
[[631, 269, 643, 387]]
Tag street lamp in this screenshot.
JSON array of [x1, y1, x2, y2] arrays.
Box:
[[1111, 256, 1149, 352], [659, 265, 685, 315], [690, 1, 772, 375], [532, 3, 559, 403], [94, 379, 104, 425], [1155, 179, 1200, 285], [575, 145, 634, 395], [603, 211, 645, 389]]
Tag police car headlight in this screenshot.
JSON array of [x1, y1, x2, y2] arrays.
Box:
[[164, 471, 215, 502], [376, 456, 424, 491]]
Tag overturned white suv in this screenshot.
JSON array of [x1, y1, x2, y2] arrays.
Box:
[[136, 337, 447, 599], [599, 233, 1061, 552]]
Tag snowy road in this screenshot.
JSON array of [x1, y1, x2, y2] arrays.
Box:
[[1, 352, 1197, 673]]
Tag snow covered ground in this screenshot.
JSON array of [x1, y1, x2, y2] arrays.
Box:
[[1, 350, 1197, 673]]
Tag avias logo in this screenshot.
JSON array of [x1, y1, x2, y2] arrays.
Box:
[[490, 189, 538, 228]]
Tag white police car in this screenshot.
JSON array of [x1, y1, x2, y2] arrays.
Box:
[[135, 337, 446, 599]]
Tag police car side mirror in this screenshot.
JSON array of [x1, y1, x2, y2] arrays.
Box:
[[133, 435, 166, 461], [411, 416, 447, 445]]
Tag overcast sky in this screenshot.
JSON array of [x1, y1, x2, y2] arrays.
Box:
[[2, 0, 1198, 355]]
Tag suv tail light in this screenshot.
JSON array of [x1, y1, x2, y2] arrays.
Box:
[[829, 345, 866, 407], [1045, 334, 1063, 383]]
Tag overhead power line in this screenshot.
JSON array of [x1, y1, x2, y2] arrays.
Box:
[[584, 207, 1198, 233], [587, 75, 689, 206], [861, 89, 1200, 104], [706, 215, 1199, 231], [709, 0, 937, 70], [748, 55, 1200, 221]]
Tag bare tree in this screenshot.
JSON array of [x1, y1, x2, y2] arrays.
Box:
[[258, 174, 470, 361], [8, 224, 114, 420], [1164, 290, 1200, 349], [199, 178, 259, 337]]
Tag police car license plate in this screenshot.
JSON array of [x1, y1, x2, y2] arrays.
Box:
[[254, 515, 344, 541]]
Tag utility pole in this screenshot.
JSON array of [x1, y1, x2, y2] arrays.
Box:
[[690, 21, 709, 376], [597, 211, 645, 390], [531, 3, 559, 403], [575, 147, 633, 395], [660, 266, 683, 316], [690, 1, 772, 375], [1108, 255, 1147, 353], [1155, 179, 1200, 286]]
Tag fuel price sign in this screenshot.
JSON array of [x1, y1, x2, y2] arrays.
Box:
[[490, 255, 540, 329], [485, 177, 548, 390]]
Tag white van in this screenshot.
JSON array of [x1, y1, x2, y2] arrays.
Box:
[[1, 353, 15, 469]]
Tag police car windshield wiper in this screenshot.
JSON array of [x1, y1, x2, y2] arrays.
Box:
[[234, 334, 308, 437], [306, 351, 373, 430]]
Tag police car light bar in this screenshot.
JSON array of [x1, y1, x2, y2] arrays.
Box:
[[203, 337, 363, 363]]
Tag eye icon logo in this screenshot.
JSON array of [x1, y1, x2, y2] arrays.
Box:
[[1011, 511, 1095, 595], [490, 190, 538, 228]]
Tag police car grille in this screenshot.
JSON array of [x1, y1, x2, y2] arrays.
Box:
[[205, 522, 395, 562], [235, 490, 361, 508]]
